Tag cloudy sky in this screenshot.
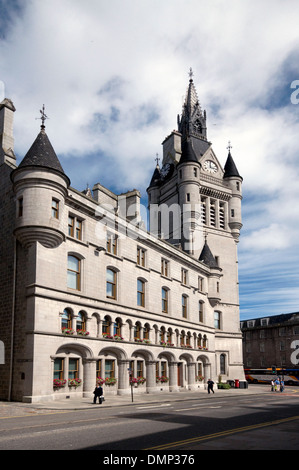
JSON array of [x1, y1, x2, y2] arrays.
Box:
[[1, 0, 299, 320]]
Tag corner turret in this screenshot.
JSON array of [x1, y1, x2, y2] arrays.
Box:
[[11, 113, 70, 249], [223, 145, 243, 241]]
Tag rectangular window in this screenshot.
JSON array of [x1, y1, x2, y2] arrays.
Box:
[[182, 295, 187, 318], [137, 247, 146, 267], [68, 215, 83, 240], [68, 358, 79, 380], [214, 311, 221, 329], [181, 269, 188, 285], [18, 197, 23, 217], [67, 255, 81, 290], [161, 259, 169, 277], [137, 360, 144, 377], [107, 232, 117, 255], [106, 269, 116, 299], [161, 361, 167, 377], [105, 360, 115, 378], [199, 302, 204, 323], [162, 288, 168, 313], [53, 358, 64, 380], [137, 279, 145, 307], [52, 199, 59, 219]]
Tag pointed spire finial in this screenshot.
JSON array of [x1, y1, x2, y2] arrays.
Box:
[[189, 67, 194, 81], [227, 141, 232, 153], [155, 153, 160, 167], [36, 104, 49, 131]]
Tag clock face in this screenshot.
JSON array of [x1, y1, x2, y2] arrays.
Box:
[[203, 160, 218, 173]]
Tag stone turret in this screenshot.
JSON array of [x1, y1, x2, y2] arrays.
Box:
[[11, 121, 70, 249], [223, 149, 243, 241]]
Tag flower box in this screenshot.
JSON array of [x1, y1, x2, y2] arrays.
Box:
[[130, 377, 146, 385], [77, 329, 89, 336], [105, 377, 117, 386], [53, 379, 67, 389], [156, 376, 169, 383], [113, 334, 124, 341], [62, 327, 75, 335], [68, 378, 82, 388]]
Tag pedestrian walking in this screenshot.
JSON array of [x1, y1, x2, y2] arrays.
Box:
[[280, 379, 285, 392], [274, 378, 280, 392], [271, 380, 274, 392], [207, 379, 215, 394], [93, 384, 103, 404]]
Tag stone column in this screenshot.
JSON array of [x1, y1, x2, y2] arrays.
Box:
[[187, 362, 197, 390], [117, 359, 130, 395], [82, 359, 97, 397], [169, 361, 179, 392], [146, 360, 158, 393]]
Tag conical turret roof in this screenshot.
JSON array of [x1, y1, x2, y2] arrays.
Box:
[[199, 241, 219, 268], [178, 138, 199, 165], [223, 151, 242, 180], [17, 127, 70, 185]]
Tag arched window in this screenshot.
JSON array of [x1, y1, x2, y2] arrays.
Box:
[[134, 322, 142, 340], [162, 287, 168, 313], [113, 318, 122, 337], [137, 279, 145, 307], [199, 301, 204, 323], [143, 324, 150, 340], [106, 268, 117, 299], [102, 315, 111, 336], [76, 311, 86, 332], [61, 308, 72, 330], [67, 255, 81, 290]]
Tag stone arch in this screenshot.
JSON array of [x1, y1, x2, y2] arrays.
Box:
[[55, 342, 93, 359]]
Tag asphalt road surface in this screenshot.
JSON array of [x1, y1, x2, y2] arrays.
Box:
[[0, 388, 298, 455]]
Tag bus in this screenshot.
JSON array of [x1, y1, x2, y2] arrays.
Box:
[[244, 368, 299, 385]]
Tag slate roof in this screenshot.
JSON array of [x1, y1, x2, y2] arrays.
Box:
[[199, 241, 219, 268], [223, 151, 242, 179], [178, 138, 199, 165], [18, 128, 69, 184]]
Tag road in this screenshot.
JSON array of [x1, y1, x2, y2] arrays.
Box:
[[0, 388, 298, 454]]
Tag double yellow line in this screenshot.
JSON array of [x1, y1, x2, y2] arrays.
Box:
[[145, 415, 299, 450]]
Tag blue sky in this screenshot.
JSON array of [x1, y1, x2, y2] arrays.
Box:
[[1, 0, 299, 320]]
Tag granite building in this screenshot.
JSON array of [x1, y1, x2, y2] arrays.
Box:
[[241, 312, 299, 369], [0, 74, 244, 403]]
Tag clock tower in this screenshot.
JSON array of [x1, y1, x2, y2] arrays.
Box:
[[147, 69, 243, 305]]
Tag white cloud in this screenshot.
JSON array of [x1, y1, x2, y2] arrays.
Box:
[[1, 0, 299, 319]]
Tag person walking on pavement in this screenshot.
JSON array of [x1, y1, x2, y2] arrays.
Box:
[[274, 378, 280, 391], [93, 384, 103, 404], [271, 379, 274, 391], [207, 379, 215, 394], [280, 379, 285, 392]]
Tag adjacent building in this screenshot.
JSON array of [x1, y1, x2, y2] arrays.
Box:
[[241, 312, 299, 369], [0, 73, 244, 403]]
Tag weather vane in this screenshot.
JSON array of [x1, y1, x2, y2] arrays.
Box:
[[189, 67, 194, 80], [227, 141, 232, 152], [36, 104, 49, 129], [155, 153, 160, 166]]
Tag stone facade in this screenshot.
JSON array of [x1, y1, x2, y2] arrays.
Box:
[[241, 313, 299, 369], [0, 76, 245, 403]]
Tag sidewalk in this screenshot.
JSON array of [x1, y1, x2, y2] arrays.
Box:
[[0, 384, 271, 417]]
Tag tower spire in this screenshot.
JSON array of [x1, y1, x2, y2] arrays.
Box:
[[178, 68, 207, 142]]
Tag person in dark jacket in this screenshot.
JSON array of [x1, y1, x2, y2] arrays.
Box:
[[93, 384, 103, 404], [207, 379, 215, 394]]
